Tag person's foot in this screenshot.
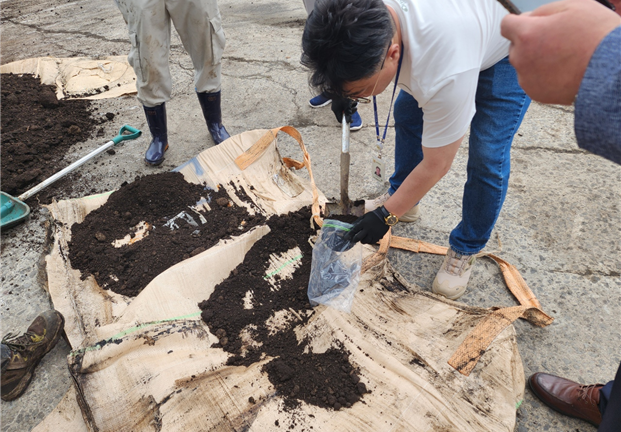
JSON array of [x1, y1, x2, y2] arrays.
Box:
[[206, 122, 231, 145], [310, 93, 363, 131], [309, 92, 332, 108], [143, 103, 168, 166], [349, 111, 363, 131], [528, 372, 603, 426], [1, 310, 65, 401], [432, 248, 482, 300], [197, 91, 231, 145], [364, 192, 420, 222], [144, 140, 169, 166]]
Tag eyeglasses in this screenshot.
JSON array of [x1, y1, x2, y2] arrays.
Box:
[[350, 96, 372, 104], [348, 45, 390, 104]]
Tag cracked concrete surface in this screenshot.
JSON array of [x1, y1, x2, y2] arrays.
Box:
[[1, 0, 620, 431]]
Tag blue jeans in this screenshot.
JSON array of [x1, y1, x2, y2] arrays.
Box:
[[389, 57, 530, 255], [599, 361, 621, 431]]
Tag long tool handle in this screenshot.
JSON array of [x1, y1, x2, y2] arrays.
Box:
[[340, 116, 351, 212], [19, 125, 142, 201], [341, 115, 350, 153]]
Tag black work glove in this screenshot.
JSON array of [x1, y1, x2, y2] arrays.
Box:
[[345, 207, 390, 245], [331, 96, 358, 124]]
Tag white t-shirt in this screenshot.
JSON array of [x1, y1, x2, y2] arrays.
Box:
[[383, 0, 510, 147]]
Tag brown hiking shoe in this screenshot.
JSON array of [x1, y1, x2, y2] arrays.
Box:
[[1, 310, 65, 401]]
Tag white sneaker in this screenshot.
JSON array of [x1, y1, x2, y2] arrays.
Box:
[[432, 249, 484, 300], [364, 192, 420, 223], [364, 192, 390, 213]]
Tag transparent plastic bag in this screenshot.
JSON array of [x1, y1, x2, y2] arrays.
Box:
[[308, 219, 362, 313]]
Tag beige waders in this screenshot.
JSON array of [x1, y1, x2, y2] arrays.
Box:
[[117, 0, 226, 107]]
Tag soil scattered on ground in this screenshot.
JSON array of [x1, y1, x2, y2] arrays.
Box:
[[1, 73, 111, 205], [198, 207, 368, 410], [69, 172, 265, 297]]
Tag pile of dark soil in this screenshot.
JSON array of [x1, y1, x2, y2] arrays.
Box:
[[0, 73, 109, 204], [69, 172, 265, 297], [198, 207, 368, 411]]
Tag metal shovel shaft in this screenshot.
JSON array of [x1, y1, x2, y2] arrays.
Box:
[[18, 140, 115, 201], [340, 116, 351, 213], [341, 115, 350, 154], [324, 118, 364, 218]]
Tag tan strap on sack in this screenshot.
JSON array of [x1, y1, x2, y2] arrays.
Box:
[[447, 305, 552, 375], [389, 237, 448, 255], [282, 158, 306, 170], [360, 228, 392, 274], [364, 232, 553, 376], [234, 126, 323, 227], [484, 254, 542, 309]]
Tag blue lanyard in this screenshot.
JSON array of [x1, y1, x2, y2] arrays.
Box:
[[373, 43, 404, 158]]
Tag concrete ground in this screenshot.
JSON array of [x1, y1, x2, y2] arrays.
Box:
[[1, 0, 619, 431]]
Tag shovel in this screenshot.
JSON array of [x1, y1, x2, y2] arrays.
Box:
[[324, 116, 365, 218], [1, 125, 142, 230]]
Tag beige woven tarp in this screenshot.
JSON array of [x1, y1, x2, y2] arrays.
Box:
[[35, 126, 551, 432], [0, 56, 136, 100]]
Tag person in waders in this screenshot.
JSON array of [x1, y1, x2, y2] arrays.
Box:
[[116, 0, 230, 166]]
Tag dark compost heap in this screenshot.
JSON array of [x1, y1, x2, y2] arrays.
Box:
[[0, 73, 109, 205], [199, 207, 369, 411], [69, 172, 266, 297], [69, 165, 369, 411]]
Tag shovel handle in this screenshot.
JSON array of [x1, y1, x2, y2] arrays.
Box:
[[341, 115, 350, 153], [112, 125, 142, 144], [340, 116, 352, 212], [18, 125, 142, 201], [340, 151, 351, 211]]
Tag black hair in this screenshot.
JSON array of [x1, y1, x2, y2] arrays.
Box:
[[301, 0, 394, 97]]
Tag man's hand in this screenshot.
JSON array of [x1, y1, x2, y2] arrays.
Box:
[[345, 208, 390, 244], [501, 0, 621, 105], [331, 97, 358, 124]]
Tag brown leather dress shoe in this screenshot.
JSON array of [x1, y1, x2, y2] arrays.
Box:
[[529, 372, 604, 426]]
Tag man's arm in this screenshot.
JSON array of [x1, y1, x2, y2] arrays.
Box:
[[574, 27, 621, 164], [384, 137, 463, 217], [345, 137, 462, 245], [501, 0, 621, 163], [500, 0, 621, 105]]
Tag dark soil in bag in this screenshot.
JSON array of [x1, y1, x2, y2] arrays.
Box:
[[69, 172, 265, 297], [199, 207, 369, 411]]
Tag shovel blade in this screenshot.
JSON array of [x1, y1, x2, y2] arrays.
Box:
[[1, 192, 31, 230], [324, 199, 365, 219]]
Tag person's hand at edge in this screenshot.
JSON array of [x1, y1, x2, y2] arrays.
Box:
[[331, 97, 358, 124], [501, 0, 621, 105], [345, 207, 390, 244]]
